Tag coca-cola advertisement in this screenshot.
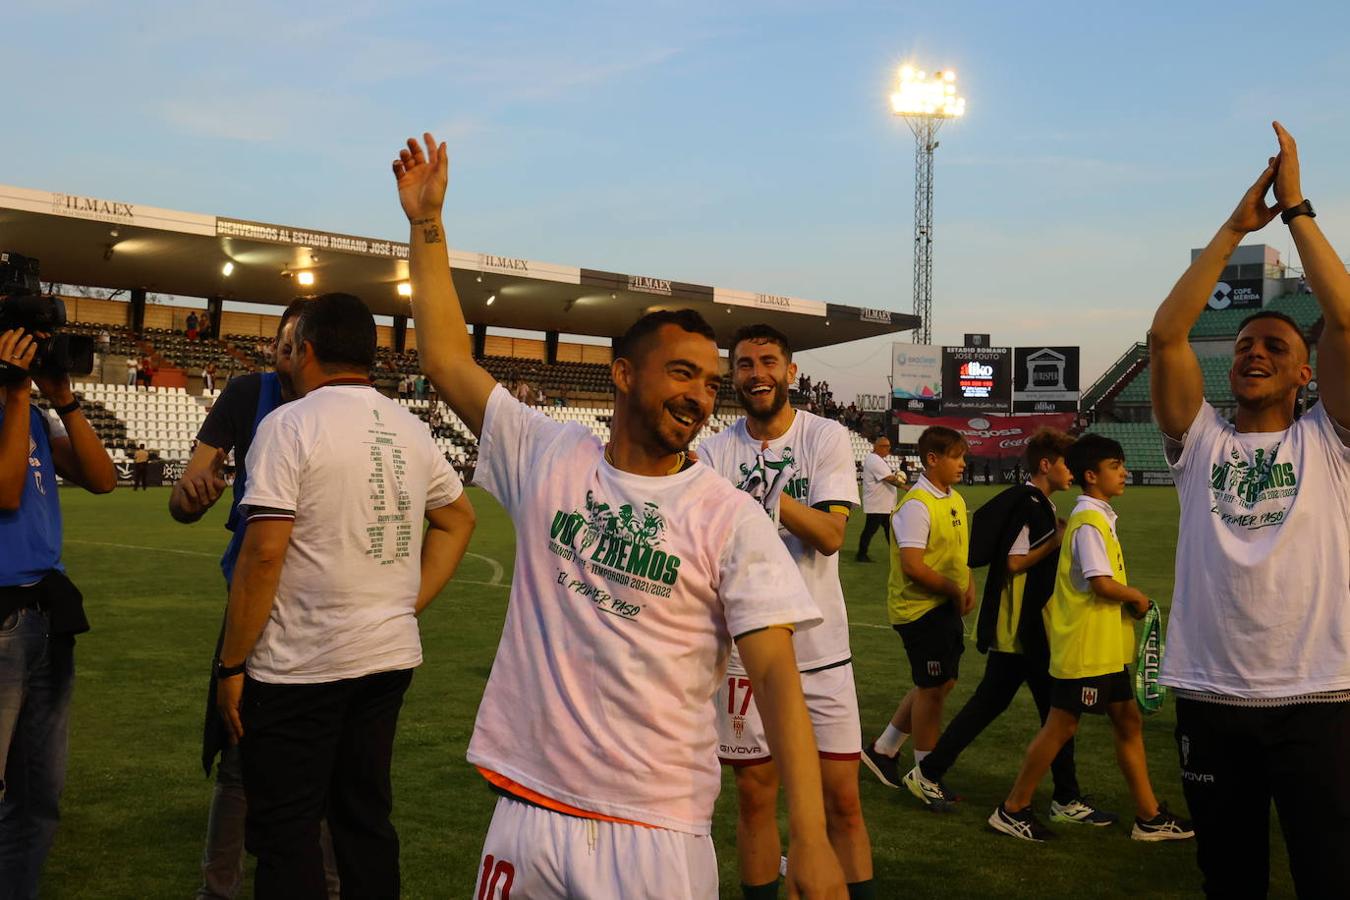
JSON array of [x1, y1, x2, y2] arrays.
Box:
[[895, 411, 1078, 459]]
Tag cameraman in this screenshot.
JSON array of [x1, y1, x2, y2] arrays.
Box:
[[0, 327, 115, 897]]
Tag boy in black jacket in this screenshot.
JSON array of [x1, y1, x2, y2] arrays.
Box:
[[902, 430, 1114, 824]]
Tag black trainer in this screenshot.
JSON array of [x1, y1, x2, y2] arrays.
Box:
[[860, 742, 901, 788], [988, 803, 1055, 842], [1131, 802, 1195, 842]]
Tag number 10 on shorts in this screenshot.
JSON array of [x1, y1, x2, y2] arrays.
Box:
[[477, 854, 515, 899]]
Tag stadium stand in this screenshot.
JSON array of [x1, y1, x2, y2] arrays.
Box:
[[1081, 288, 1324, 475]]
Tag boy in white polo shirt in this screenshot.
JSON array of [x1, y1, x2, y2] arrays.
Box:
[[393, 131, 847, 899], [862, 426, 973, 807], [990, 435, 1192, 844]]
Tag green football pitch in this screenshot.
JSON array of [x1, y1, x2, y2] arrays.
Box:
[[38, 485, 1294, 898]]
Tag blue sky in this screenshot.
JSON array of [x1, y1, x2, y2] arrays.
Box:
[[9, 1, 1350, 400]]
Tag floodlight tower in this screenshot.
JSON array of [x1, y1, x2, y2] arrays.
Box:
[[890, 66, 966, 344]]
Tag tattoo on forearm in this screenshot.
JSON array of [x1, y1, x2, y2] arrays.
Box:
[[417, 221, 443, 244]]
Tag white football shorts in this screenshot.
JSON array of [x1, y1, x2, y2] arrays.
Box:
[[715, 662, 862, 766]]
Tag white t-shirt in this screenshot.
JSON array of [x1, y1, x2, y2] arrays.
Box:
[[699, 410, 860, 672], [1068, 495, 1116, 591], [861, 452, 898, 514], [467, 387, 820, 835], [241, 384, 462, 684], [893, 474, 949, 548], [1162, 401, 1350, 700]]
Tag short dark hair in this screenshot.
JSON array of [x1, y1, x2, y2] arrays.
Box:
[[1025, 428, 1074, 472], [917, 425, 967, 461], [614, 309, 716, 362], [294, 293, 376, 372], [728, 323, 792, 362], [1066, 434, 1124, 486], [276, 297, 309, 340], [1237, 310, 1310, 357]]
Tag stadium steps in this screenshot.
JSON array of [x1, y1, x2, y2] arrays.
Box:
[[1082, 342, 1148, 412]]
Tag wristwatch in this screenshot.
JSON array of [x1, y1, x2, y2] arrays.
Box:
[[214, 658, 247, 679], [1281, 199, 1316, 224]]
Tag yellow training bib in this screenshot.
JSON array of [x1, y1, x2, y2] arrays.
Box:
[[1044, 507, 1135, 680], [888, 486, 969, 625]]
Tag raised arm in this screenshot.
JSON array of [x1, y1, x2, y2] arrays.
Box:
[[393, 133, 498, 437], [1272, 122, 1350, 427], [1151, 160, 1280, 437]]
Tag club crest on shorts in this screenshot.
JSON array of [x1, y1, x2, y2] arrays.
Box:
[[732, 714, 747, 740], [926, 660, 942, 677], [1081, 686, 1099, 706]]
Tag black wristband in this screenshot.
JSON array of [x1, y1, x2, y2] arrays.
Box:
[[214, 658, 247, 679], [1281, 199, 1316, 225], [53, 399, 81, 416]]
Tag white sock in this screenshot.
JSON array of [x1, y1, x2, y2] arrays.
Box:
[[913, 749, 931, 767], [875, 725, 908, 757]]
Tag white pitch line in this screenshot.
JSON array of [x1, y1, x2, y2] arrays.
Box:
[[66, 540, 511, 590], [465, 551, 505, 586], [68, 539, 216, 558]]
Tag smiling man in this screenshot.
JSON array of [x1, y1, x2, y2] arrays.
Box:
[[393, 132, 847, 899], [698, 324, 872, 899], [1149, 123, 1350, 897]]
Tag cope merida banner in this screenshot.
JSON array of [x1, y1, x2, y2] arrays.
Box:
[[1013, 346, 1081, 412]]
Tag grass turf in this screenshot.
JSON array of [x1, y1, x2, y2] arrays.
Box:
[[37, 484, 1294, 898]]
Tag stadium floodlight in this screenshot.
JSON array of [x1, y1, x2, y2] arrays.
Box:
[[297, 270, 315, 287], [221, 261, 235, 277], [397, 281, 412, 297], [890, 64, 966, 344], [486, 294, 496, 306]]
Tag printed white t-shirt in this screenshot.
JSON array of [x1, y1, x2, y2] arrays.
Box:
[[241, 384, 462, 684], [698, 410, 859, 673], [861, 452, 897, 514], [467, 387, 820, 835], [1163, 400, 1350, 700]]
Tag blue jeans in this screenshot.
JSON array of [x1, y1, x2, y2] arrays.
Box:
[[0, 609, 75, 900]]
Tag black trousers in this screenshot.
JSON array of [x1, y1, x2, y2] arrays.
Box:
[[919, 650, 1080, 801], [132, 462, 147, 490], [1175, 698, 1350, 899], [240, 668, 413, 900], [856, 513, 890, 558]]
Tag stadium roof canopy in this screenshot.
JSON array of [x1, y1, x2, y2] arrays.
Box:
[[0, 184, 917, 351]]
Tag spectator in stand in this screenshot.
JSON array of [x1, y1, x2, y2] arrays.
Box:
[[414, 374, 427, 401], [126, 356, 138, 387], [98, 330, 110, 355], [203, 363, 217, 393], [187, 311, 200, 341], [199, 310, 213, 340], [138, 356, 154, 389]]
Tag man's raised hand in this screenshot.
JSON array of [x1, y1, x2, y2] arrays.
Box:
[[1225, 157, 1280, 235], [1272, 121, 1305, 210], [392, 132, 448, 223]]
